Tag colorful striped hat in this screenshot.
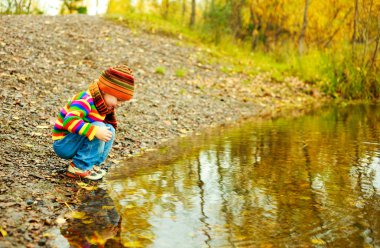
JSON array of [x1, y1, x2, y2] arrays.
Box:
[[97, 65, 134, 101]]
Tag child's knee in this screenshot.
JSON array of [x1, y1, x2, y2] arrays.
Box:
[[106, 124, 116, 135]]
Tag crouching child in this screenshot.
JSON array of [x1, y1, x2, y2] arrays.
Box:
[[52, 65, 134, 180]]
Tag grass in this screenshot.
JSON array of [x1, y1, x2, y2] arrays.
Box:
[[175, 68, 187, 78], [155, 66, 166, 75], [106, 12, 379, 101]]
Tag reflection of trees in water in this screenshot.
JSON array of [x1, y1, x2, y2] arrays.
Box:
[[106, 104, 380, 246]]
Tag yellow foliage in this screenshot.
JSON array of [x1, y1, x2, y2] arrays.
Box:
[[107, 0, 132, 15]]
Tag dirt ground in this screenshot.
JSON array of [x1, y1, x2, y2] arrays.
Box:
[[0, 15, 325, 247]]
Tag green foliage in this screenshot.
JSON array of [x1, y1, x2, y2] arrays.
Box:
[[77, 6, 87, 14], [0, 0, 36, 14], [61, 0, 87, 14], [201, 2, 232, 44], [175, 68, 187, 78], [155, 66, 166, 75]]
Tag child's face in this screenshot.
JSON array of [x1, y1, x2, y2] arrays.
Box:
[[103, 92, 125, 111]]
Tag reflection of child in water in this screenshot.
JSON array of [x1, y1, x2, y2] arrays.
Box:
[[63, 188, 122, 247]]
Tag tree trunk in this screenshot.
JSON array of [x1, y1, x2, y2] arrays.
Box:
[[352, 0, 359, 59], [182, 0, 186, 18], [362, 0, 374, 68], [369, 18, 380, 70], [162, 0, 169, 19], [231, 0, 244, 39], [298, 0, 310, 55], [189, 0, 196, 28], [323, 8, 352, 48], [250, 0, 258, 50]]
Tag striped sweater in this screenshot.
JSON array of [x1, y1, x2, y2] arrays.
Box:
[[52, 91, 106, 141]]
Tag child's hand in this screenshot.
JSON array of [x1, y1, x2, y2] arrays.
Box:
[[95, 126, 113, 142]]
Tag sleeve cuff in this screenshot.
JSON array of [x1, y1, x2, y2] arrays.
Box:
[[87, 125, 99, 141]]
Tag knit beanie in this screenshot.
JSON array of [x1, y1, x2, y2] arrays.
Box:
[[97, 65, 134, 101]]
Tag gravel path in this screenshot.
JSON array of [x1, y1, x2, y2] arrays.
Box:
[[0, 14, 323, 247]]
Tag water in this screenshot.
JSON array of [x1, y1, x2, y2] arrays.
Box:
[[63, 104, 380, 247]]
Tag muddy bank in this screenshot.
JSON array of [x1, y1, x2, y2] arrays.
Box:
[[0, 14, 323, 247]]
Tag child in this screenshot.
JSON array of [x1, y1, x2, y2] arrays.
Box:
[[52, 65, 134, 180]]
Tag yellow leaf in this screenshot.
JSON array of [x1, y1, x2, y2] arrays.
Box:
[[299, 196, 311, 200], [70, 211, 87, 219], [86, 231, 107, 246], [42, 232, 52, 238], [311, 238, 326, 245], [77, 182, 88, 187], [0, 227, 7, 237], [260, 243, 273, 248], [102, 205, 115, 210], [82, 219, 94, 224], [123, 241, 143, 247], [76, 181, 97, 191]]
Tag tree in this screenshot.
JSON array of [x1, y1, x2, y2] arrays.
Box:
[[230, 0, 245, 39], [162, 0, 169, 19], [189, 0, 196, 27], [0, 0, 32, 14], [298, 0, 310, 55], [352, 0, 359, 59]]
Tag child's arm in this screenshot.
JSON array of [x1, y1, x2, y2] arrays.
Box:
[[62, 99, 99, 141]]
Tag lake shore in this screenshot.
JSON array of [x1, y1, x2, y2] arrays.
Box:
[[0, 14, 325, 247]]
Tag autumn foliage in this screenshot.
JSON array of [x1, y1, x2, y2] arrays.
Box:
[[107, 0, 380, 100]]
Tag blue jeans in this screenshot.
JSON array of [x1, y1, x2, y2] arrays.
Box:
[[53, 122, 115, 171]]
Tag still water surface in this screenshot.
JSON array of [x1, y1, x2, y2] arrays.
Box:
[[64, 104, 380, 247]]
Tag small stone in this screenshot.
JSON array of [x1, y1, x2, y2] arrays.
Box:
[[38, 238, 47, 246], [26, 199, 34, 205]]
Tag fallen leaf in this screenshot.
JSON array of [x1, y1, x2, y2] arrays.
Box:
[[123, 241, 143, 247], [0, 227, 7, 237], [311, 238, 326, 245], [42, 232, 52, 238], [102, 205, 115, 210], [76, 181, 97, 191], [69, 211, 87, 219], [81, 219, 93, 224]]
